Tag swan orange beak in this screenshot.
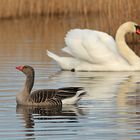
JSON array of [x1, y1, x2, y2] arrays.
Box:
[[135, 25, 140, 35], [16, 66, 24, 71]]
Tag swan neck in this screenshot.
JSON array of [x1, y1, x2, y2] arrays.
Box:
[[115, 24, 140, 65], [115, 28, 126, 45]]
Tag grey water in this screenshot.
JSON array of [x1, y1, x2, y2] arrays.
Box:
[[0, 17, 140, 140]]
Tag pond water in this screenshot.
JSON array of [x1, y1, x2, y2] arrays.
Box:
[[0, 16, 140, 140]]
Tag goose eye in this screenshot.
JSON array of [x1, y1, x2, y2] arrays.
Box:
[[24, 66, 28, 69]]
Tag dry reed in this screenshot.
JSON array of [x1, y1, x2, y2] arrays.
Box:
[[0, 0, 139, 42], [0, 0, 139, 19]]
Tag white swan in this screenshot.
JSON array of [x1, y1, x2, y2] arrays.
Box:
[[47, 21, 140, 71]]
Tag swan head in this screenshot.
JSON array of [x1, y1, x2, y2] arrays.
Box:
[[118, 21, 140, 35], [135, 25, 140, 35]]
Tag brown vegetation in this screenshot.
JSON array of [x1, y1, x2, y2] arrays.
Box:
[[0, 0, 139, 45], [0, 0, 139, 20]]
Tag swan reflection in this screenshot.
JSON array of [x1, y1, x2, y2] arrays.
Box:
[[16, 71, 140, 139], [47, 71, 140, 101]]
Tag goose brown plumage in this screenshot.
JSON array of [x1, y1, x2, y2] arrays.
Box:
[[16, 65, 86, 106]]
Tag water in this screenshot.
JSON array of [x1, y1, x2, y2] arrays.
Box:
[[0, 17, 140, 140]]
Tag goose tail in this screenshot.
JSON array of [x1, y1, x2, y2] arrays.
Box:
[[76, 90, 86, 97], [62, 89, 86, 105]]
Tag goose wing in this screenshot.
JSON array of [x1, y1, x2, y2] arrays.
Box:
[[64, 29, 119, 64], [29, 89, 59, 103], [56, 87, 85, 100], [29, 87, 85, 103]]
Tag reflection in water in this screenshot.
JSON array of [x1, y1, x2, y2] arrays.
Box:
[[16, 105, 62, 128], [45, 71, 140, 139], [0, 17, 140, 139], [2, 69, 140, 139], [47, 71, 140, 100], [16, 104, 86, 138]]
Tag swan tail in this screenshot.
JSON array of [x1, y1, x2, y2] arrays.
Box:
[[47, 50, 65, 69], [47, 50, 79, 70], [47, 50, 60, 61]]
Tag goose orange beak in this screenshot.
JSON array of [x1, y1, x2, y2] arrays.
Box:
[[16, 66, 24, 71]]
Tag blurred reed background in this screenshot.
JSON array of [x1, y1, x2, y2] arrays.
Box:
[[0, 0, 139, 48], [0, 0, 139, 18], [0, 0, 139, 34]]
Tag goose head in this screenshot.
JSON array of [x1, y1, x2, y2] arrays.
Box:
[[16, 65, 34, 76]]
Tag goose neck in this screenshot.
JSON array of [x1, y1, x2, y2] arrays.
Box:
[[25, 73, 34, 94]]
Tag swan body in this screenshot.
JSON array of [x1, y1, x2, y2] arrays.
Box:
[[16, 65, 86, 106], [47, 22, 140, 71]]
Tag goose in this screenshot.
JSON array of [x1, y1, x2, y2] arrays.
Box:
[[47, 21, 140, 71], [16, 65, 86, 106]]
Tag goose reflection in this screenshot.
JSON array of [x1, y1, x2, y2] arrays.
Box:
[[16, 104, 86, 129]]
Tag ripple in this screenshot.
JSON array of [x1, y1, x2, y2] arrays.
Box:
[[0, 17, 140, 140]]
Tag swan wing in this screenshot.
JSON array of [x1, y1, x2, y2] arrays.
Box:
[[62, 46, 74, 56], [64, 29, 93, 62], [93, 31, 118, 53], [65, 29, 119, 64]]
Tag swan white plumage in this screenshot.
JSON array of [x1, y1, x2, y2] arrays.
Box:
[[47, 21, 140, 71]]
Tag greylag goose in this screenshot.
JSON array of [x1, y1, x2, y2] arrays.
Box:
[[16, 65, 86, 106]]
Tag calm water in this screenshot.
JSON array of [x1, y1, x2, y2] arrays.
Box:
[[0, 17, 140, 140]]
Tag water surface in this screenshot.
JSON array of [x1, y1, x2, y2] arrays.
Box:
[[0, 17, 140, 140]]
